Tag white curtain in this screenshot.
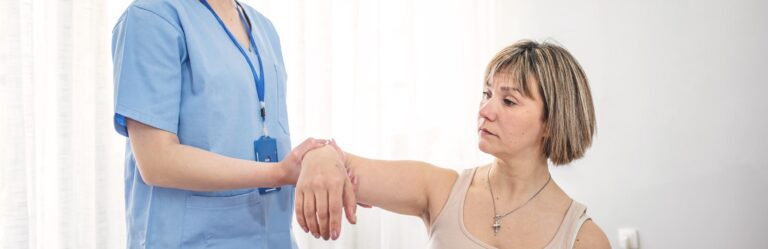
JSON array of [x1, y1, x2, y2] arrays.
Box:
[[251, 0, 497, 247], [1, 0, 128, 248], [1, 0, 497, 248]]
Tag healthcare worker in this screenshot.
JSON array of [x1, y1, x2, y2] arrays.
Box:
[[112, 0, 328, 248]]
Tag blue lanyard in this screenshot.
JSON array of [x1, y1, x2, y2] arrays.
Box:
[[199, 0, 268, 127]]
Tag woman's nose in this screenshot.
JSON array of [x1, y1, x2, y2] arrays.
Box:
[[478, 100, 496, 122]]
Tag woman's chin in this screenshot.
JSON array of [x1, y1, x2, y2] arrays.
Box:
[[478, 141, 494, 154]]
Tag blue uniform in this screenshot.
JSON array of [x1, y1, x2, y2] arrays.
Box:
[[111, 0, 295, 248]]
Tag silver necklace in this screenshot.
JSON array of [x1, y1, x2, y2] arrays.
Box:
[[487, 166, 551, 235]]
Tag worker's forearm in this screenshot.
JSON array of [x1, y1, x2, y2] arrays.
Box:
[[136, 142, 288, 192]]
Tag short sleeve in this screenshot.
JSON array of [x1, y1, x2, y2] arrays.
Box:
[[111, 6, 185, 137]]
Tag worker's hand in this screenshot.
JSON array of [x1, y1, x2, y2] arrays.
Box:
[[295, 142, 356, 240], [277, 138, 328, 186]]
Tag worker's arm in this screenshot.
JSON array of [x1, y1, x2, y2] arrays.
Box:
[[126, 118, 324, 191]]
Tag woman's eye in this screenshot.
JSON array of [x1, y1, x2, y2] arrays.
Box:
[[503, 99, 516, 106], [482, 91, 492, 99]]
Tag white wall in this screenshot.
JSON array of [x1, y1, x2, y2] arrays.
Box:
[[492, 0, 768, 248]]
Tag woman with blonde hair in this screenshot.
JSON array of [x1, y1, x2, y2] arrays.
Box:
[[296, 39, 611, 248]]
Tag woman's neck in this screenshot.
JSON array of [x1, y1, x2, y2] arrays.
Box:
[[489, 155, 551, 202], [207, 0, 238, 13]]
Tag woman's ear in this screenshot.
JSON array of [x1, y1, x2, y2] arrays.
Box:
[[540, 120, 549, 139]]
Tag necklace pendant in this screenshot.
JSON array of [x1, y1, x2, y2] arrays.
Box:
[[492, 215, 502, 235]]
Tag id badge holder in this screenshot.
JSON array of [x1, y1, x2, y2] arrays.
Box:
[[254, 135, 280, 194]]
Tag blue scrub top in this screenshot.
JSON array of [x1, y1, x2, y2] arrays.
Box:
[[111, 0, 295, 248]]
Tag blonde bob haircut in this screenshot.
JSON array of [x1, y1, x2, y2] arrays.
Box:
[[484, 40, 595, 165]]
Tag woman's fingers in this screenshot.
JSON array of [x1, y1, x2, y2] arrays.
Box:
[[347, 169, 372, 209], [294, 191, 308, 233], [342, 172, 358, 224], [315, 189, 330, 240], [293, 141, 350, 241], [303, 190, 320, 238], [328, 181, 343, 240], [350, 175, 373, 208]]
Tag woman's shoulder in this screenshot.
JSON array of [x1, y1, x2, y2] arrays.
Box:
[[424, 165, 487, 226], [573, 219, 611, 249], [429, 165, 489, 194], [568, 201, 610, 249], [424, 165, 461, 193]]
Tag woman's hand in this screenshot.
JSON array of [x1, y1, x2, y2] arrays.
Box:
[[329, 139, 373, 208], [277, 138, 328, 186], [295, 144, 357, 241]]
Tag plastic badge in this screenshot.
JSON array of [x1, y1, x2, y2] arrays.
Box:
[[254, 136, 280, 194]]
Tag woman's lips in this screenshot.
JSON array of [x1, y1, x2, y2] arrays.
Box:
[[479, 128, 497, 137]]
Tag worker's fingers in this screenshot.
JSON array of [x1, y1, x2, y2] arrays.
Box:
[[292, 138, 326, 163]]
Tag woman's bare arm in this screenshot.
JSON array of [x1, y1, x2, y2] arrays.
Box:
[[573, 220, 611, 249], [345, 153, 458, 221], [295, 145, 458, 240]]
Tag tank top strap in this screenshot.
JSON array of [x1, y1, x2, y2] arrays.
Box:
[[428, 167, 477, 236], [545, 200, 591, 249]]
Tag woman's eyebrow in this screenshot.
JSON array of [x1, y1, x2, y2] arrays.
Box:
[[484, 82, 518, 91], [499, 86, 520, 92]]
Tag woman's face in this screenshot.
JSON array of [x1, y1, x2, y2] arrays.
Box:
[[477, 73, 547, 160]]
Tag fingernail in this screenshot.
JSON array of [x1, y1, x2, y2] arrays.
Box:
[[302, 226, 308, 233], [332, 230, 338, 240]]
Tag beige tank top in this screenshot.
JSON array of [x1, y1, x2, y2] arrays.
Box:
[[428, 168, 591, 249]]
